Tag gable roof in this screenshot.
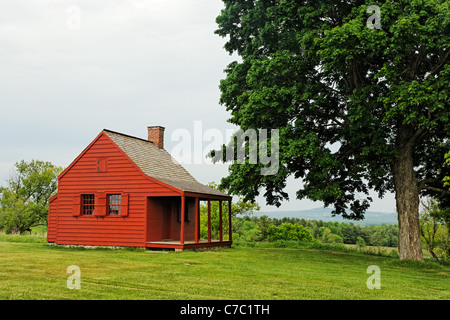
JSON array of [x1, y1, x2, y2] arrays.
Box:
[[103, 129, 229, 198]]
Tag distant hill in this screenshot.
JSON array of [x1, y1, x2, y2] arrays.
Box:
[[244, 207, 398, 225]]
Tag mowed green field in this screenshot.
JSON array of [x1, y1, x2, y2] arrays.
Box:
[[0, 241, 448, 300]]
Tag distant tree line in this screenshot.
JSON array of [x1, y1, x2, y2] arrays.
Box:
[[233, 215, 399, 248], [199, 182, 401, 250]]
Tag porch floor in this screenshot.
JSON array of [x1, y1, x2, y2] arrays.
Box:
[[146, 239, 232, 250]]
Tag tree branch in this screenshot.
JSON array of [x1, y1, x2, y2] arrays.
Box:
[[422, 185, 450, 195], [406, 127, 427, 148], [319, 82, 344, 97], [411, 46, 425, 80], [426, 49, 450, 79], [418, 178, 440, 190]]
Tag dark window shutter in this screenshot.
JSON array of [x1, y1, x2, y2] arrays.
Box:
[[73, 195, 81, 216], [121, 194, 129, 216], [97, 159, 107, 172], [96, 194, 107, 216]]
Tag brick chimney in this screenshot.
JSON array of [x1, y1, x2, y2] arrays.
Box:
[[147, 126, 165, 149]]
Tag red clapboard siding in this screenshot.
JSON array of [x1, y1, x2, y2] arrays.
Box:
[[47, 195, 58, 243], [53, 131, 180, 247]]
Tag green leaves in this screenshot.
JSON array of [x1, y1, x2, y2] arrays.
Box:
[[0, 160, 63, 233], [266, 222, 315, 242], [444, 151, 450, 189]]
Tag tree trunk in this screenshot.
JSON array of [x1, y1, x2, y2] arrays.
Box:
[[428, 248, 440, 262], [393, 127, 424, 261]]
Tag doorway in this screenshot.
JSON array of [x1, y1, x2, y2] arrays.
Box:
[[162, 202, 172, 240]]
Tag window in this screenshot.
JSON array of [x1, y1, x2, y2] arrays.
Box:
[[97, 159, 107, 172], [108, 194, 121, 215], [82, 194, 95, 215]]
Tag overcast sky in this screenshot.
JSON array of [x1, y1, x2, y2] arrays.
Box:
[[0, 0, 396, 214]]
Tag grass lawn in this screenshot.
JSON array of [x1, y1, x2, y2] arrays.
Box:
[[0, 241, 448, 300]]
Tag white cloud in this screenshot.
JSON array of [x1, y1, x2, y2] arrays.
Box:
[[0, 0, 396, 214]]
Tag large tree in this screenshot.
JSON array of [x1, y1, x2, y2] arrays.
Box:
[[0, 160, 63, 233], [213, 0, 450, 261]]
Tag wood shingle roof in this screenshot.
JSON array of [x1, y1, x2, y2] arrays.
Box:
[[104, 129, 229, 198]]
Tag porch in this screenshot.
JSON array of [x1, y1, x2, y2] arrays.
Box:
[[146, 239, 232, 250], [145, 193, 232, 250]]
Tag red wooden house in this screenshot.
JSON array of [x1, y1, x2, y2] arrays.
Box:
[[47, 126, 232, 250]]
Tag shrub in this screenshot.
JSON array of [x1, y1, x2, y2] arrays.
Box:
[[356, 236, 366, 248], [266, 223, 315, 242]]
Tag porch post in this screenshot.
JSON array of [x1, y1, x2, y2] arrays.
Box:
[[194, 197, 199, 243], [197, 200, 201, 241], [180, 195, 185, 244], [207, 200, 211, 242], [219, 200, 223, 241], [228, 200, 232, 242]]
